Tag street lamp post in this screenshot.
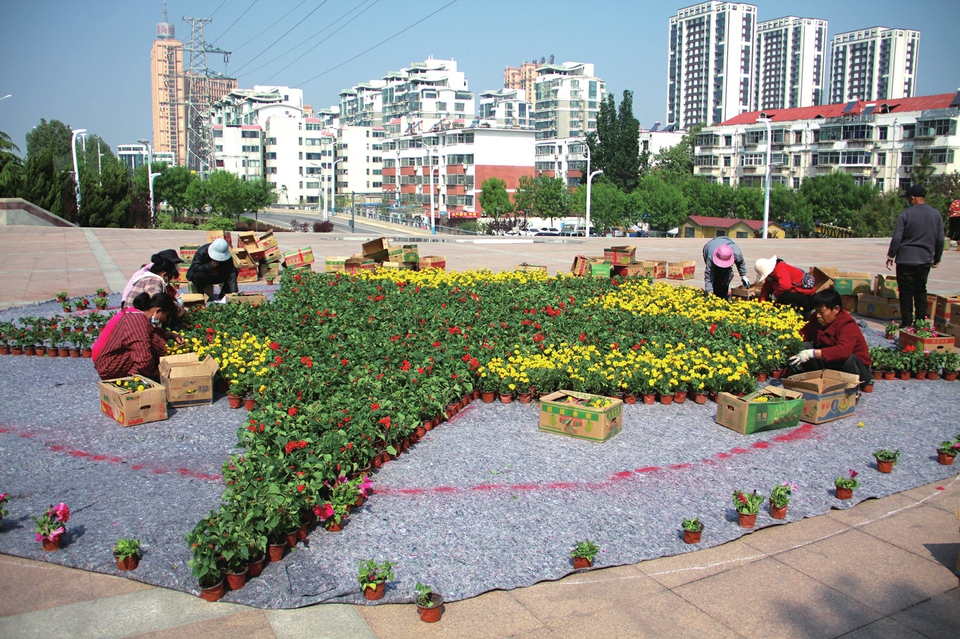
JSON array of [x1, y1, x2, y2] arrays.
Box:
[[330, 158, 343, 223], [586, 168, 603, 240], [426, 143, 436, 235], [71, 128, 87, 219], [138, 139, 156, 226], [758, 117, 772, 240]]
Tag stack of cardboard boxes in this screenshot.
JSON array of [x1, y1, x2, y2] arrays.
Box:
[[325, 238, 435, 273], [179, 230, 285, 288], [571, 246, 674, 280]]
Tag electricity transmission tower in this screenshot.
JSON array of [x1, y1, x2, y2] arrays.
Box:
[[182, 16, 233, 176]]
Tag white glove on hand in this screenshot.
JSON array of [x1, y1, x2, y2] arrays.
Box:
[[741, 277, 751, 288], [787, 349, 815, 367]]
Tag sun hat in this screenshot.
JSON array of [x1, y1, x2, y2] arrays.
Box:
[[152, 249, 183, 264], [208, 238, 231, 262], [712, 244, 736, 268], [754, 256, 778, 281]]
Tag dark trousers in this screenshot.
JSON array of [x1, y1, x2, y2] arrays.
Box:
[[776, 291, 815, 314], [712, 267, 733, 298], [188, 269, 238, 301], [949, 216, 960, 242], [896, 263, 931, 326], [794, 353, 872, 384]]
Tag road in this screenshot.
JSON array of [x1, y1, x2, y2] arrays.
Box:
[[252, 210, 427, 236]]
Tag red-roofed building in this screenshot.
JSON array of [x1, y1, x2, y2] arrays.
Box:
[[679, 215, 786, 240], [693, 93, 960, 193]]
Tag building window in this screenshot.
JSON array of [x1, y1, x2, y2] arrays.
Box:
[[723, 155, 731, 167], [241, 145, 260, 153], [877, 126, 888, 140], [242, 130, 259, 138], [736, 231, 748, 238], [437, 102, 447, 111], [876, 178, 884, 191], [794, 131, 803, 144], [901, 151, 914, 166], [876, 152, 886, 166], [716, 229, 727, 237], [684, 227, 695, 238]]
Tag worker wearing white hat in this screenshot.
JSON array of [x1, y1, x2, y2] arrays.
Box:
[[185, 238, 238, 302], [755, 255, 816, 314]]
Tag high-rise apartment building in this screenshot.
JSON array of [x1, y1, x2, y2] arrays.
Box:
[[754, 16, 828, 110], [504, 61, 542, 103], [829, 27, 920, 103], [533, 62, 605, 140], [479, 89, 532, 128], [150, 19, 185, 166], [667, 2, 758, 129]]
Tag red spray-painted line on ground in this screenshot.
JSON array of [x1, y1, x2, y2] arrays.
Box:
[[0, 422, 221, 483], [375, 423, 824, 497]]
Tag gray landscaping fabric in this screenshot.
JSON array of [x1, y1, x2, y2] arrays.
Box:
[[0, 300, 957, 609]]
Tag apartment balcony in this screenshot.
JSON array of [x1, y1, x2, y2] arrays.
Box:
[[447, 184, 465, 195], [741, 166, 760, 173], [816, 165, 835, 173], [400, 166, 416, 176], [537, 170, 557, 178], [846, 138, 875, 147], [567, 169, 582, 179], [446, 165, 465, 175], [381, 167, 397, 176], [400, 184, 417, 194]]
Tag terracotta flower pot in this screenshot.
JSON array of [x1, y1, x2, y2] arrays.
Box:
[[227, 394, 243, 409], [769, 503, 787, 520], [268, 541, 287, 562], [82, 348, 92, 358], [882, 371, 895, 380], [861, 383, 874, 393], [517, 393, 533, 404], [683, 529, 702, 544], [473, 389, 481, 400], [354, 495, 366, 508], [11, 346, 22, 355], [247, 555, 265, 578], [285, 532, 298, 548], [693, 393, 707, 404], [417, 593, 444, 622], [623, 393, 637, 404], [756, 373, 767, 382], [297, 520, 309, 541], [916, 371, 927, 380], [226, 569, 247, 591], [0, 345, 9, 355], [115, 554, 140, 571], [876, 458, 894, 473], [872, 370, 882, 380], [69, 348, 80, 358], [738, 512, 757, 528], [642, 393, 655, 405], [363, 582, 385, 600], [927, 370, 939, 380], [98, 291, 107, 298], [481, 391, 495, 403], [572, 557, 592, 569], [47, 347, 58, 358], [42, 536, 63, 551], [899, 371, 911, 380], [499, 393, 513, 404], [659, 394, 673, 405], [325, 520, 344, 532], [937, 452, 956, 465], [835, 486, 853, 500], [199, 580, 225, 602], [673, 391, 687, 404], [58, 347, 70, 357], [771, 369, 782, 379], [415, 426, 426, 438], [945, 372, 958, 381], [243, 398, 256, 410]]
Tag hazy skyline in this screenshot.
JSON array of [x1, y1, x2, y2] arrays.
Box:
[[2, 0, 959, 154]]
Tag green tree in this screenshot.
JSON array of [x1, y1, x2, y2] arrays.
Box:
[[799, 172, 876, 229], [633, 175, 687, 231], [852, 190, 902, 237], [205, 170, 247, 217], [732, 187, 764, 220], [585, 91, 641, 192], [153, 165, 198, 220], [478, 177, 514, 218], [243, 178, 276, 216], [513, 175, 537, 218], [769, 184, 814, 237], [912, 151, 936, 186], [571, 179, 630, 230], [25, 119, 74, 172], [680, 178, 735, 218], [0, 131, 23, 197], [532, 177, 569, 221], [20, 147, 75, 220], [926, 171, 960, 218], [652, 126, 699, 184]]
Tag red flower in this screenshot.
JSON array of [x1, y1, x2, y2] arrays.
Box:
[[709, 323, 717, 335], [579, 332, 586, 342], [288, 407, 298, 417], [400, 360, 411, 372], [341, 358, 349, 365], [432, 341, 442, 347], [903, 345, 916, 353], [297, 484, 305, 492], [294, 274, 301, 282], [371, 403, 380, 411], [269, 341, 280, 351]]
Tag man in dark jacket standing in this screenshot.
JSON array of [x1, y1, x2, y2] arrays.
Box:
[[186, 238, 238, 302], [886, 184, 944, 327], [787, 289, 872, 385]]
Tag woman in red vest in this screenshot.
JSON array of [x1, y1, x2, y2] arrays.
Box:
[[755, 255, 816, 314]]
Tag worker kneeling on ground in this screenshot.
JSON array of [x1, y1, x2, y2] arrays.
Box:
[[787, 289, 873, 386], [92, 292, 184, 382], [186, 238, 237, 302]]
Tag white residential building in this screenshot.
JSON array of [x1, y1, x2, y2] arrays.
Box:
[[667, 2, 758, 129], [691, 93, 960, 192], [754, 16, 828, 110], [478, 89, 532, 129], [534, 138, 588, 187], [335, 125, 385, 197], [829, 27, 920, 103], [534, 62, 605, 140]]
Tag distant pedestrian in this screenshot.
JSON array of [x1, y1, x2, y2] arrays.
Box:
[[948, 199, 960, 242], [702, 237, 749, 298], [754, 256, 816, 314], [886, 185, 944, 327]]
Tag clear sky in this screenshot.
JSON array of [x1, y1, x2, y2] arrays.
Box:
[[1, 0, 958, 153]]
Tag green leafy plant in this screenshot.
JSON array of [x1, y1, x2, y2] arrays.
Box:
[[732, 489, 764, 515], [873, 448, 900, 464], [943, 352, 959, 374], [937, 438, 960, 456], [415, 582, 437, 607], [357, 559, 396, 590], [835, 470, 861, 490], [883, 323, 899, 339], [55, 291, 67, 302], [769, 481, 796, 508], [681, 518, 703, 532], [185, 512, 225, 587], [0, 492, 9, 521], [570, 539, 600, 561], [32, 502, 70, 542], [94, 297, 109, 310], [96, 288, 107, 296], [113, 538, 141, 560]]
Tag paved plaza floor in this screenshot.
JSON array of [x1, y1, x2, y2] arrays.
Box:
[[0, 223, 958, 638]]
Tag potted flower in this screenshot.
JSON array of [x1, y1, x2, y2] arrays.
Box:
[[834, 470, 860, 500], [0, 491, 9, 524], [186, 513, 226, 602], [732, 489, 763, 528], [113, 538, 142, 571], [32, 502, 70, 551], [357, 559, 396, 601], [937, 437, 960, 465], [94, 296, 109, 310], [74, 298, 89, 311], [873, 448, 899, 473], [769, 481, 795, 519], [943, 352, 959, 382], [883, 323, 899, 340], [681, 518, 704, 544], [55, 291, 68, 303], [96, 287, 107, 298], [415, 582, 444, 623], [570, 539, 600, 569]]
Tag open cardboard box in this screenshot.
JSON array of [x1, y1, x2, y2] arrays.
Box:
[[159, 353, 219, 408], [715, 387, 805, 435], [99, 376, 168, 426], [539, 390, 623, 442], [781, 369, 861, 424], [226, 292, 267, 307]]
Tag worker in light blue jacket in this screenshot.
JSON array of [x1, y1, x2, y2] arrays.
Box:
[[702, 237, 749, 298]]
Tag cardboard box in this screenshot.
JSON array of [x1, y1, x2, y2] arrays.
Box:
[[875, 275, 898, 298], [325, 256, 348, 273], [237, 231, 260, 251], [380, 261, 413, 270], [257, 230, 278, 251], [362, 237, 391, 261], [898, 329, 956, 353], [283, 248, 315, 269], [231, 248, 256, 269], [857, 294, 900, 320], [237, 265, 259, 283], [206, 230, 232, 247], [261, 245, 282, 264], [648, 260, 667, 279], [949, 303, 960, 327], [571, 255, 591, 276], [840, 295, 858, 313], [731, 285, 761, 299], [590, 262, 611, 278], [934, 295, 960, 323], [344, 257, 376, 274], [938, 322, 960, 347], [612, 263, 647, 278], [515, 264, 548, 273], [226, 292, 267, 307], [175, 264, 190, 285], [832, 272, 874, 296], [603, 245, 636, 266], [667, 260, 696, 280], [383, 247, 404, 263], [539, 390, 623, 442], [259, 261, 280, 280], [781, 370, 861, 424], [418, 255, 446, 270], [99, 376, 168, 427], [402, 245, 419, 262], [180, 293, 206, 308], [179, 244, 201, 264], [158, 353, 219, 408], [715, 387, 805, 435], [926, 294, 938, 320], [809, 267, 835, 293]]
